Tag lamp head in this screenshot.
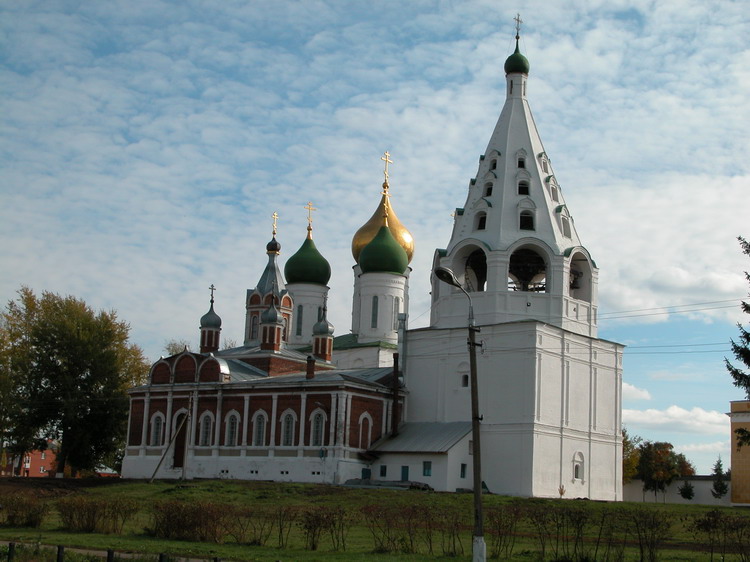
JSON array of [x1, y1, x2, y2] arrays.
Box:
[[434, 266, 461, 288]]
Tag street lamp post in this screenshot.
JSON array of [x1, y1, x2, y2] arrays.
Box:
[[434, 266, 485, 562]]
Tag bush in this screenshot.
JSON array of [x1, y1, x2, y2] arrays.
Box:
[[148, 500, 229, 543], [0, 493, 49, 528], [58, 495, 139, 534]]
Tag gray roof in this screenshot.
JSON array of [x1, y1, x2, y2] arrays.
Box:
[[372, 422, 471, 454], [217, 345, 310, 362], [254, 253, 286, 295], [216, 358, 268, 381], [246, 367, 394, 388]]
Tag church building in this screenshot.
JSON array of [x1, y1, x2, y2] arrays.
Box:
[[122, 27, 624, 501]]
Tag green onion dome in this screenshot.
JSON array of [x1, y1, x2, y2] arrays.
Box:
[[504, 39, 529, 75], [359, 221, 409, 275], [284, 232, 331, 285], [200, 302, 222, 329]]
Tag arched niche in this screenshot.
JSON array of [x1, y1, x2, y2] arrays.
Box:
[[507, 246, 548, 293], [568, 250, 594, 302]]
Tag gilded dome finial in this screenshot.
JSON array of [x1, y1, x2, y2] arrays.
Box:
[[266, 211, 282, 254], [351, 151, 414, 264], [271, 211, 279, 237], [304, 201, 316, 239], [381, 150, 393, 190]]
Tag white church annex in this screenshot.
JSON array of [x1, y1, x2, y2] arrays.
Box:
[[122, 28, 624, 501]]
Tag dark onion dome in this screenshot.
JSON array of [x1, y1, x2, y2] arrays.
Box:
[[266, 236, 281, 254], [313, 316, 334, 336], [284, 235, 331, 285], [200, 302, 222, 329], [504, 39, 530, 75], [260, 301, 281, 324], [359, 222, 409, 275]]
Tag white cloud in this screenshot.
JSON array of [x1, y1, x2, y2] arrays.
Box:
[[623, 405, 729, 435], [0, 0, 748, 369], [675, 441, 729, 454], [622, 382, 651, 401]]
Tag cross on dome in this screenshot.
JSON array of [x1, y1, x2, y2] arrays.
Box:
[[381, 151, 393, 188], [209, 283, 216, 303], [271, 211, 279, 236], [514, 13, 523, 38]]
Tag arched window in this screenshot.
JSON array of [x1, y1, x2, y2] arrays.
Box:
[[392, 297, 401, 330], [484, 182, 493, 197], [490, 159, 497, 171], [561, 216, 571, 238], [199, 413, 213, 447], [475, 212, 487, 231], [520, 210, 534, 231], [295, 305, 303, 336], [250, 315, 259, 340], [253, 412, 267, 446], [371, 296, 378, 329], [358, 412, 373, 449], [573, 452, 585, 481], [518, 180, 530, 195], [225, 412, 239, 447], [150, 413, 164, 446], [282, 412, 295, 446], [311, 412, 325, 447]]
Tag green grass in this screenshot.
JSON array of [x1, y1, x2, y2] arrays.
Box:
[[0, 478, 748, 560]]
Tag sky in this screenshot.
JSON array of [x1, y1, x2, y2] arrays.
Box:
[[1, 0, 748, 475]]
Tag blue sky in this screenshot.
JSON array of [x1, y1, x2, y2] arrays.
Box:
[[1, 0, 748, 474]]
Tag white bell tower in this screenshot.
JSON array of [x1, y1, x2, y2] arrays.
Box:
[[430, 30, 599, 338]]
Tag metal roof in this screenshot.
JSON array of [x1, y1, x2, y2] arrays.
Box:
[[372, 422, 471, 454]]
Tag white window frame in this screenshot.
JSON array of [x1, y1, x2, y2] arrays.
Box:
[[280, 409, 298, 447], [150, 412, 165, 447], [252, 410, 268, 446], [198, 412, 214, 447], [358, 412, 373, 449], [224, 410, 240, 447], [309, 409, 327, 447]]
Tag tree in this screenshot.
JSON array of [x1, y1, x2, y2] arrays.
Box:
[[164, 338, 191, 356], [622, 427, 642, 483], [636, 441, 695, 500], [1, 287, 149, 475], [727, 236, 750, 447], [678, 480, 695, 500], [711, 456, 729, 499]]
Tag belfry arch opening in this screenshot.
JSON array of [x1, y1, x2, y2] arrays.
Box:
[[569, 251, 593, 302], [450, 245, 488, 293], [508, 248, 547, 292]]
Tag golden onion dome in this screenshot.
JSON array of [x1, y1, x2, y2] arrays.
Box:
[[351, 183, 414, 264]]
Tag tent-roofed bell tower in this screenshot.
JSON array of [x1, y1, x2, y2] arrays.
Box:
[[430, 24, 599, 338]]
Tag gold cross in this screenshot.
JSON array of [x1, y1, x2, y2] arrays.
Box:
[[381, 151, 393, 185], [271, 211, 279, 235], [209, 284, 216, 303], [304, 201, 316, 227], [514, 13, 523, 38]]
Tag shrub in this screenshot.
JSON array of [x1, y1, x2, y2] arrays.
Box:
[[1, 493, 49, 528], [148, 500, 229, 543], [58, 495, 139, 534]]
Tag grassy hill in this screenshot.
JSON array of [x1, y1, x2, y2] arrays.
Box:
[[0, 477, 748, 560]]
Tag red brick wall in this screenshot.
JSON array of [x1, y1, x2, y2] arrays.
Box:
[[151, 362, 170, 384], [199, 359, 220, 382], [129, 399, 145, 446], [174, 355, 197, 383]]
